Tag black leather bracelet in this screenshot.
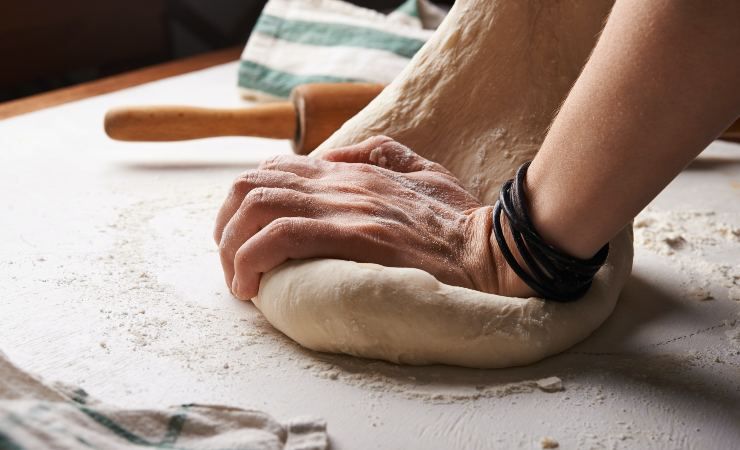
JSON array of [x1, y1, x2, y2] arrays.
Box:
[[492, 161, 609, 302]]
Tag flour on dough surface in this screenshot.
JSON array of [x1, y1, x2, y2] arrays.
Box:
[[254, 228, 632, 369]]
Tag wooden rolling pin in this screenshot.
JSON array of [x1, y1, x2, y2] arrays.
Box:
[[104, 83, 385, 154], [105, 82, 740, 151]]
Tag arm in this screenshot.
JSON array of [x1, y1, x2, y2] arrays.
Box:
[[215, 0, 739, 301], [525, 0, 740, 260]]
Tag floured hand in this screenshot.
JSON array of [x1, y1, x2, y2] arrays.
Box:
[[214, 136, 510, 300]]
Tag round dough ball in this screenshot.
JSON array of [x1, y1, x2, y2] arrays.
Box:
[[253, 228, 633, 369]]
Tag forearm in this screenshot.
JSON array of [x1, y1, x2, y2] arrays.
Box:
[[527, 0, 740, 259]]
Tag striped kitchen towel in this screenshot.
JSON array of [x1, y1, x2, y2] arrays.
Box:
[[0, 352, 328, 450], [238, 0, 446, 101]]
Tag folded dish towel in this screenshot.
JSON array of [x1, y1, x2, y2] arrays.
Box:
[[0, 352, 327, 450], [239, 0, 446, 101]]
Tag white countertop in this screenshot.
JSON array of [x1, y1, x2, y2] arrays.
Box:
[[1, 62, 738, 449]]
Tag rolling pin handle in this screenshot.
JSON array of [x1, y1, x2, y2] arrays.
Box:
[[104, 104, 296, 142]]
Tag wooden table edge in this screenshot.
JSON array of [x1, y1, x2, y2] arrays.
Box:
[[0, 46, 242, 121]]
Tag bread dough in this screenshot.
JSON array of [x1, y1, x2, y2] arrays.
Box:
[[314, 0, 617, 204], [254, 228, 630, 368], [253, 0, 632, 368]]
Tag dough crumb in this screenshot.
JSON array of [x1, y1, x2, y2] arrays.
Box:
[[321, 370, 339, 380], [662, 234, 686, 250], [634, 217, 655, 228], [689, 286, 713, 301], [540, 437, 559, 448], [536, 377, 563, 392]]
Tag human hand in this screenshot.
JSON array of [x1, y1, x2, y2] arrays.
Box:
[[214, 136, 510, 300]]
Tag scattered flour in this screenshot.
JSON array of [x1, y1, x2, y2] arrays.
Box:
[[634, 208, 740, 302], [4, 178, 738, 449], [312, 359, 566, 403]]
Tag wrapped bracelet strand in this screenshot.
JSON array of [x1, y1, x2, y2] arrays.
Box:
[[492, 161, 609, 302]]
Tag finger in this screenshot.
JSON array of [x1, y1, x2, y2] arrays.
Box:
[[322, 135, 452, 175], [231, 217, 384, 300], [219, 187, 318, 288], [319, 135, 394, 164], [213, 170, 310, 245], [231, 217, 344, 300], [258, 154, 328, 179], [231, 218, 413, 300]]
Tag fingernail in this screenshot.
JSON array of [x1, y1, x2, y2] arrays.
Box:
[[231, 278, 239, 297]]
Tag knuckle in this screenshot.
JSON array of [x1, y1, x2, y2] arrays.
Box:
[[218, 237, 232, 258], [240, 187, 286, 216], [265, 217, 297, 236], [342, 165, 381, 189], [358, 221, 387, 239], [279, 171, 304, 187], [258, 154, 288, 170], [261, 153, 308, 169], [244, 186, 298, 207], [233, 245, 250, 266], [243, 186, 271, 204], [378, 138, 411, 155], [354, 163, 379, 175], [354, 199, 380, 215], [232, 171, 260, 195]]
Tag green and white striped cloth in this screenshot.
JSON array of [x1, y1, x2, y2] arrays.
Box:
[[238, 0, 446, 101], [0, 352, 328, 450]]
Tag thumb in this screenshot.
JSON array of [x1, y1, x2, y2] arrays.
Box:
[[321, 135, 452, 175]]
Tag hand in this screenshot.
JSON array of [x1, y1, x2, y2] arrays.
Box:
[[214, 136, 511, 300]]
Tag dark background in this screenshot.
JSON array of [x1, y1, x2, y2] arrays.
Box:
[[1, 0, 453, 103]]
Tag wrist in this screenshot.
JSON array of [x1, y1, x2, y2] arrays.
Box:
[[463, 206, 535, 297], [488, 212, 538, 298], [462, 206, 499, 294], [492, 161, 609, 301]]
